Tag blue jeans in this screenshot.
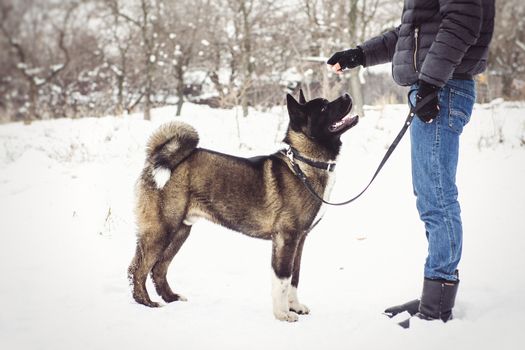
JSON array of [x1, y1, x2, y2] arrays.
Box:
[[409, 79, 476, 282]]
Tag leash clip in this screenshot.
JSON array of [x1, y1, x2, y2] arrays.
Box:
[[285, 147, 296, 165]]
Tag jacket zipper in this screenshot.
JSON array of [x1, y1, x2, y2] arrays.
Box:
[[413, 27, 420, 72]]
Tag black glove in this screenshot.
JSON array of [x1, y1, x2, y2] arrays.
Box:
[[413, 80, 440, 123], [327, 47, 365, 71]]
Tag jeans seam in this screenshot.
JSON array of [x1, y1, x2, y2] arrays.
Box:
[[437, 104, 457, 269]]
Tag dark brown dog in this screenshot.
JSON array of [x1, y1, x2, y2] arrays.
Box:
[[128, 90, 358, 321]]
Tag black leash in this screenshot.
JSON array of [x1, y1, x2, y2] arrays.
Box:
[[286, 91, 425, 206]]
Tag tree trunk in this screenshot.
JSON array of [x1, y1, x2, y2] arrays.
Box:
[[176, 95, 184, 116], [27, 81, 38, 124], [501, 74, 513, 100], [144, 92, 151, 120], [346, 0, 364, 117], [141, 0, 152, 121], [144, 57, 152, 120], [349, 70, 364, 117], [241, 91, 249, 117], [240, 1, 251, 118], [175, 66, 184, 116], [116, 74, 124, 116]]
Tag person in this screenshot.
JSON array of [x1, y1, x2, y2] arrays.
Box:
[[327, 0, 495, 326]]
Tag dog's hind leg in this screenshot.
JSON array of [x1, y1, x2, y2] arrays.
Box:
[[151, 224, 191, 303], [271, 232, 301, 322], [128, 230, 168, 307], [289, 233, 310, 315]]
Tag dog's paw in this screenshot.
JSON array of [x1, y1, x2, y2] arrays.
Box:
[[289, 302, 310, 315], [141, 300, 162, 308], [132, 293, 162, 308], [274, 310, 299, 322], [162, 293, 188, 303]]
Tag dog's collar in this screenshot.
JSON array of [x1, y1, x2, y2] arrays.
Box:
[[281, 145, 336, 172]]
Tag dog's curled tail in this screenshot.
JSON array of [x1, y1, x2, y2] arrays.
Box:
[[145, 121, 199, 189]]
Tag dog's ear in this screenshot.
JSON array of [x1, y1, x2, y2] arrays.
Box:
[[299, 89, 307, 104], [286, 93, 305, 126]]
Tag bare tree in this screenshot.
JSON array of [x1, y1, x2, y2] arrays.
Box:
[[0, 0, 520, 122], [96, 0, 141, 115], [203, 1, 243, 110], [157, 0, 210, 116], [346, 0, 379, 116], [202, 0, 287, 116], [489, 0, 525, 100], [297, 0, 401, 115], [107, 0, 161, 120], [0, 1, 78, 122]]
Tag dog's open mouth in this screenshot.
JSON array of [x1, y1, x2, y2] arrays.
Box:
[[328, 114, 359, 133]]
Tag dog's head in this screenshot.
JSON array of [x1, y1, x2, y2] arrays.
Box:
[[285, 89, 359, 158]]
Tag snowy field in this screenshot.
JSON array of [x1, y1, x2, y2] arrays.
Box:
[[1, 100, 524, 350]]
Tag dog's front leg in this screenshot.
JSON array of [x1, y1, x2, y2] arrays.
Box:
[[289, 233, 310, 315], [271, 232, 300, 322]]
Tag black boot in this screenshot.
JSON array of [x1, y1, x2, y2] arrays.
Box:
[[384, 299, 420, 318], [417, 277, 459, 322]]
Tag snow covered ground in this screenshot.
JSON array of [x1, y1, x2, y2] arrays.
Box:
[[1, 100, 524, 350]]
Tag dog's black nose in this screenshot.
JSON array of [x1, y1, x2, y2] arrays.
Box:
[[342, 93, 351, 100]]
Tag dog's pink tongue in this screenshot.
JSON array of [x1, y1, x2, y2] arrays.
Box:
[[341, 114, 354, 123], [331, 114, 354, 130]]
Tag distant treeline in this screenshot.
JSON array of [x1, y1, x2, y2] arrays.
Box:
[[0, 0, 522, 122]]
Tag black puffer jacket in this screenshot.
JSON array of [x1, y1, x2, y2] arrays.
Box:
[[360, 0, 495, 87]]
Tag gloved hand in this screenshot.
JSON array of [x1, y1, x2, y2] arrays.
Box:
[[413, 80, 440, 123], [327, 47, 365, 72]]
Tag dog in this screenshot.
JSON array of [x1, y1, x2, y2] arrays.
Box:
[[128, 90, 359, 322]]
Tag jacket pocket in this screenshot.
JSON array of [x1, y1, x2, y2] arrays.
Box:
[[448, 88, 475, 134]]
